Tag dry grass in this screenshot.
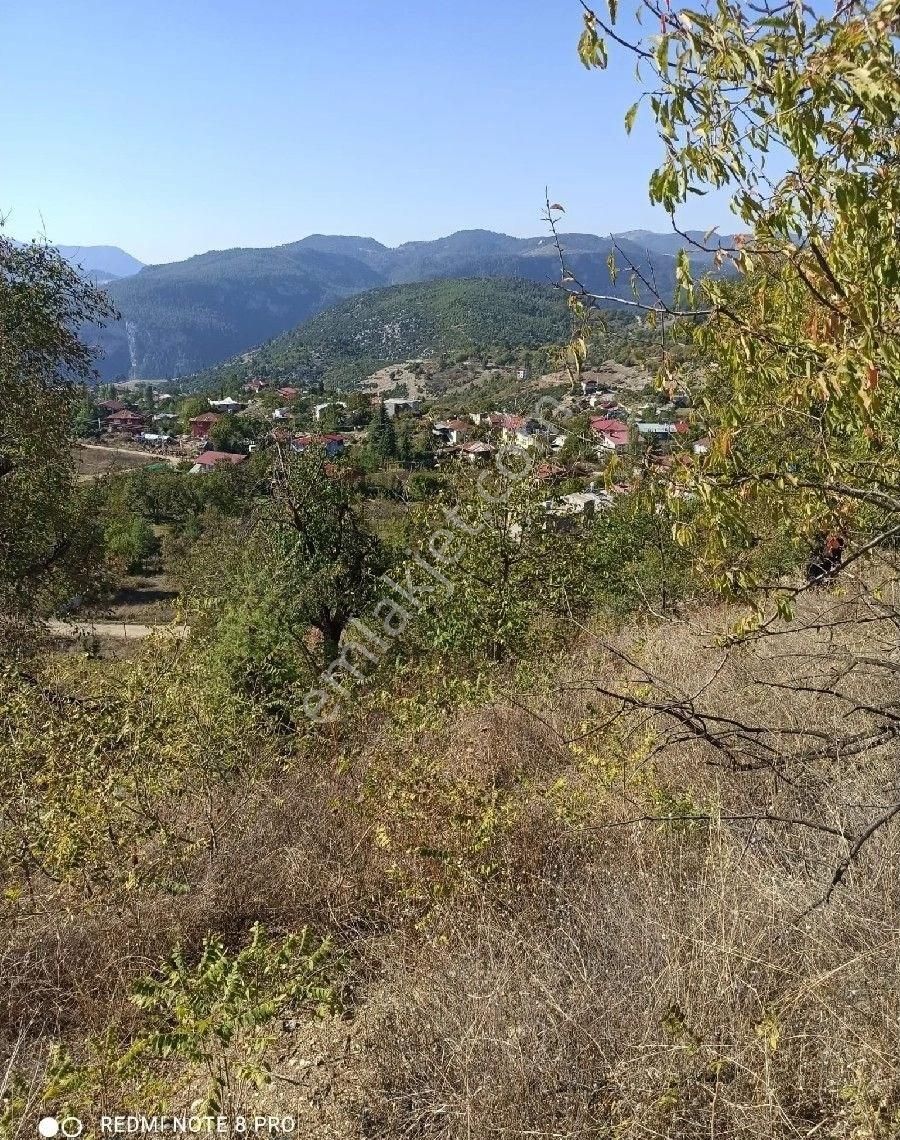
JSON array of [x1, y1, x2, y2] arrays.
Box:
[[5, 575, 900, 1137], [72, 444, 168, 479]]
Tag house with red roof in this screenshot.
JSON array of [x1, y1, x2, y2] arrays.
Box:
[[499, 413, 547, 450], [189, 451, 248, 474], [590, 417, 631, 452], [291, 433, 346, 458], [106, 409, 147, 436], [189, 412, 222, 440]]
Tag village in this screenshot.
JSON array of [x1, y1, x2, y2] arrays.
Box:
[[77, 357, 705, 526]]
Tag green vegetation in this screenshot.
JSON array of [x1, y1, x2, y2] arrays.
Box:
[[194, 277, 575, 391], [0, 235, 115, 647], [93, 243, 384, 381], [4, 1, 900, 1135]]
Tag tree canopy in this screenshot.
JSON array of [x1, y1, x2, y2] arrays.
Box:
[[0, 236, 115, 644]]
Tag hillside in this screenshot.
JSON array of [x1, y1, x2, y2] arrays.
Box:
[[191, 276, 574, 390], [94, 244, 385, 380], [89, 229, 705, 381]]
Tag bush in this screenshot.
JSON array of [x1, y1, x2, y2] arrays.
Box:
[[103, 515, 158, 573]]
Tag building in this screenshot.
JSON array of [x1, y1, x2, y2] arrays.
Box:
[[209, 398, 245, 414], [588, 393, 625, 413], [106, 409, 147, 435], [499, 414, 546, 450], [97, 399, 128, 415], [278, 386, 302, 401], [534, 461, 566, 484], [545, 491, 611, 530], [590, 417, 631, 452], [636, 421, 688, 437], [243, 379, 269, 394], [384, 398, 420, 419], [189, 412, 222, 440], [189, 451, 248, 474], [460, 441, 495, 464], [291, 433, 346, 458], [434, 418, 472, 446]]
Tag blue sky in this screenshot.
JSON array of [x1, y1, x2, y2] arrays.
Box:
[[2, 0, 735, 265]]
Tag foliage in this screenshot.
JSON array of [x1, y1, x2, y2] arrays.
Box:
[[578, 0, 900, 615], [103, 514, 159, 574], [0, 235, 115, 645], [72, 388, 101, 439], [407, 469, 594, 665], [587, 490, 694, 616], [0, 644, 267, 895], [195, 277, 576, 393], [91, 229, 695, 382], [182, 448, 387, 717], [367, 403, 397, 463], [127, 923, 340, 1112], [207, 412, 253, 453]]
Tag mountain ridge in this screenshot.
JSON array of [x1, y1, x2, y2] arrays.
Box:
[[87, 228, 732, 380]]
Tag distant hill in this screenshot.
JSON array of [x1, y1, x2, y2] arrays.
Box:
[[8, 239, 143, 284], [613, 229, 739, 259], [54, 244, 144, 279], [88, 228, 717, 381], [193, 277, 573, 391]]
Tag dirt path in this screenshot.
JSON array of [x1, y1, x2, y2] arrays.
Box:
[[47, 619, 188, 640], [79, 444, 182, 464]]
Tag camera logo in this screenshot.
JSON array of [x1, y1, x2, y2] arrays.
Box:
[[38, 1118, 83, 1138]]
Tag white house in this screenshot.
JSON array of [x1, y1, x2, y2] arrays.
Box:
[[636, 421, 682, 436], [209, 398, 245, 414], [544, 491, 611, 529]]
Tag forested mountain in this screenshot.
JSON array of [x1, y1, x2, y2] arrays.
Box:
[[95, 245, 385, 380], [89, 229, 706, 380], [194, 277, 573, 390]]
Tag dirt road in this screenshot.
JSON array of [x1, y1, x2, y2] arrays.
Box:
[[47, 620, 188, 640]]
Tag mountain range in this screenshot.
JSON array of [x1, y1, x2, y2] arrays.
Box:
[[77, 229, 732, 381]]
